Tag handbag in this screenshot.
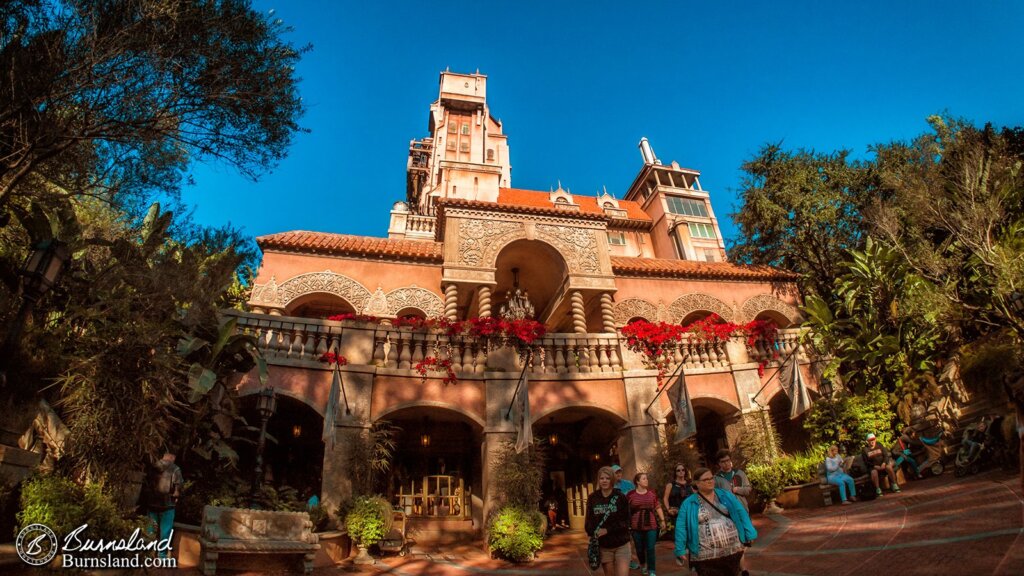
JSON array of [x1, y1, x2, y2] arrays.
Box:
[[587, 494, 618, 571]]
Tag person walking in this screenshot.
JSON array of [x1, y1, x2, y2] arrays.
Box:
[[585, 466, 632, 576], [663, 462, 692, 535], [144, 451, 184, 558], [824, 445, 857, 504], [675, 467, 756, 576], [627, 472, 665, 576], [714, 450, 752, 510]]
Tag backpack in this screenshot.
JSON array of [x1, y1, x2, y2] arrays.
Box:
[[146, 462, 181, 509]]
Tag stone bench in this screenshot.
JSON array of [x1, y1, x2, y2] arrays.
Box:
[[817, 461, 873, 506], [199, 505, 320, 575]]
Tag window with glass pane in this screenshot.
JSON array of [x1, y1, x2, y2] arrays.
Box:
[[607, 231, 626, 246], [688, 222, 716, 239], [461, 124, 470, 135], [666, 197, 708, 217]]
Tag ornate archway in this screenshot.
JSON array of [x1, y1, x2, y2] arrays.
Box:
[[668, 293, 735, 324], [740, 294, 801, 326], [612, 298, 659, 327], [253, 271, 373, 313]]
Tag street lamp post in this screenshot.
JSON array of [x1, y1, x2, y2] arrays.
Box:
[[0, 239, 71, 388], [251, 387, 277, 498]]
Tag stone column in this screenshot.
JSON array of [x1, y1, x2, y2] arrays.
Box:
[[570, 291, 587, 334], [600, 293, 615, 333], [477, 286, 492, 318], [619, 371, 662, 478], [481, 371, 521, 525], [319, 369, 375, 519], [444, 284, 459, 320], [320, 424, 369, 517]]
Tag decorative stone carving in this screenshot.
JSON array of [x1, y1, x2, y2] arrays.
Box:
[[364, 287, 390, 316], [274, 271, 372, 312], [387, 286, 445, 317], [667, 293, 735, 323], [739, 294, 802, 324], [613, 298, 660, 326], [458, 219, 521, 267], [536, 224, 600, 274], [456, 216, 604, 275], [249, 276, 279, 306]]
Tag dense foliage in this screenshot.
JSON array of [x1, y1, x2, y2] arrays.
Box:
[[17, 475, 149, 540], [487, 506, 544, 562], [802, 390, 897, 454], [731, 116, 1024, 416], [491, 441, 545, 510], [0, 0, 306, 215]]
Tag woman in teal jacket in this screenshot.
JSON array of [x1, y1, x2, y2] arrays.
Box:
[[674, 467, 757, 576]]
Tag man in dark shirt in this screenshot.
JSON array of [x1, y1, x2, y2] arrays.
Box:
[[862, 433, 899, 496]]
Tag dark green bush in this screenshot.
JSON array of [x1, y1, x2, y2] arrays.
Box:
[[487, 506, 543, 562]]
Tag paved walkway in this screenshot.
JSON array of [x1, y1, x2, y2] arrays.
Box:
[[338, 469, 1024, 576], [3, 469, 1020, 574]]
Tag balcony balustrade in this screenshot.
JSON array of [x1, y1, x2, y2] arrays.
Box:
[[224, 310, 802, 378]]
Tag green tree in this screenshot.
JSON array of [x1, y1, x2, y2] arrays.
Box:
[[868, 116, 1024, 340], [39, 202, 255, 483], [0, 0, 306, 215], [730, 144, 872, 297]]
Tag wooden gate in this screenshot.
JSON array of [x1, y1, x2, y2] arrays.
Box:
[[568, 482, 594, 531]]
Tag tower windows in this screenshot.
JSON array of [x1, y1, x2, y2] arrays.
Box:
[[666, 196, 709, 217], [688, 222, 716, 239], [487, 149, 495, 162], [461, 124, 470, 135]]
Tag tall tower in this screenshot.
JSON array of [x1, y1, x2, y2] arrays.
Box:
[[406, 71, 512, 214]]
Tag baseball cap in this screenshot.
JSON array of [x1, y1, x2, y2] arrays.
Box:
[[611, 464, 622, 472], [866, 433, 876, 440]]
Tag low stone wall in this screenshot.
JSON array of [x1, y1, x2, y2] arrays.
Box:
[[172, 523, 350, 568]]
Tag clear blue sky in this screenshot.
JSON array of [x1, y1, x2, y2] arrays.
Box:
[[184, 0, 1024, 246]]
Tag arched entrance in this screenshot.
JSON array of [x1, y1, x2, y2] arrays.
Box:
[[375, 405, 484, 523], [533, 405, 627, 530], [768, 389, 814, 454], [237, 394, 325, 496], [665, 397, 741, 467]]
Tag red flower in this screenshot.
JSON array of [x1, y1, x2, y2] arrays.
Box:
[[318, 352, 348, 366]]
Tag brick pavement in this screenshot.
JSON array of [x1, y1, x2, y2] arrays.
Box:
[[2, 469, 1020, 575]]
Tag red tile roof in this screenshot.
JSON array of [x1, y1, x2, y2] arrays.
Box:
[[497, 188, 651, 221], [257, 231, 443, 262], [611, 256, 799, 281]]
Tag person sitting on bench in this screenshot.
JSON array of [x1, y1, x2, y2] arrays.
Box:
[[862, 433, 900, 496]]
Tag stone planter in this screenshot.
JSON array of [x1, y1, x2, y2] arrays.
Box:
[[353, 544, 375, 565], [774, 481, 823, 510]]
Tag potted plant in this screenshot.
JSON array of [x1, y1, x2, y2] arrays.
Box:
[[343, 495, 391, 565], [746, 464, 787, 514]]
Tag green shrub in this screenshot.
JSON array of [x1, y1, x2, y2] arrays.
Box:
[[487, 506, 543, 562], [17, 475, 150, 540], [343, 495, 391, 548], [746, 464, 787, 502], [747, 445, 829, 503]]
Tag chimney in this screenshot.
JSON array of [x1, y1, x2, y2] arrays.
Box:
[[639, 137, 660, 165]]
